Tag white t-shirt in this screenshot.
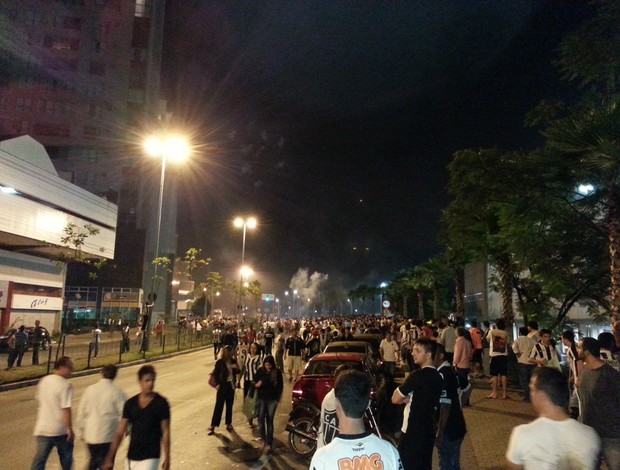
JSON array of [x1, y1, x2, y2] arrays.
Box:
[[33, 374, 73, 436], [506, 417, 600, 470], [310, 430, 403, 470], [380, 339, 399, 362], [317, 389, 338, 449], [77, 378, 126, 444]]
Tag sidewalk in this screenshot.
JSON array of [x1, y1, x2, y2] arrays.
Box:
[[445, 386, 535, 469]]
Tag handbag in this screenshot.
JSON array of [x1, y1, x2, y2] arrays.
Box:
[[208, 371, 217, 389], [243, 386, 257, 419]]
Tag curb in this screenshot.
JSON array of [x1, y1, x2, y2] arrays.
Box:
[[0, 344, 212, 393]]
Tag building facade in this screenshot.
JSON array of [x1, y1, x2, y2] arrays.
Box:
[[0, 135, 117, 334], [0, 0, 177, 318]]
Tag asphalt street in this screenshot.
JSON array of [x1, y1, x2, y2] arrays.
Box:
[[0, 348, 310, 469]]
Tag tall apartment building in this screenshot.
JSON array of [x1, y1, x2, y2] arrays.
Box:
[[0, 0, 178, 319]]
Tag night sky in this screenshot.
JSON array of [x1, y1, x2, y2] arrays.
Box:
[[160, 1, 591, 293]]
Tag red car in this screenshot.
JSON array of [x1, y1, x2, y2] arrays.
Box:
[[291, 351, 380, 410], [287, 351, 388, 457]]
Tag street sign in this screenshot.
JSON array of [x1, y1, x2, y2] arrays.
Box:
[[262, 294, 275, 302]]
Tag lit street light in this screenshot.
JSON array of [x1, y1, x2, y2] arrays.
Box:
[[142, 134, 190, 351], [234, 217, 257, 318]]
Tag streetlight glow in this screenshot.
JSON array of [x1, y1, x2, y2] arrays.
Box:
[[144, 135, 191, 161]]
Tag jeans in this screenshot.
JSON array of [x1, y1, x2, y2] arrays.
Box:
[[87, 442, 110, 470], [31, 435, 74, 470], [601, 437, 620, 470], [258, 399, 278, 446], [438, 436, 464, 470], [517, 363, 535, 401]]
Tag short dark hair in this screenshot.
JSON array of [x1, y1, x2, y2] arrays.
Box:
[[532, 367, 569, 408], [54, 356, 73, 370], [580, 337, 601, 358], [495, 318, 506, 330], [334, 370, 370, 419], [414, 337, 438, 359], [101, 364, 118, 380], [561, 330, 575, 343], [528, 321, 539, 330], [263, 355, 276, 367], [519, 326, 529, 336], [598, 332, 616, 352], [138, 364, 156, 380], [540, 329, 552, 337]]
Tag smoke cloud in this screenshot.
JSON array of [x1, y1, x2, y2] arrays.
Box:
[[289, 268, 328, 303]]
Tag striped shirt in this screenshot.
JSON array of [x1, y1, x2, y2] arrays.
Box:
[[244, 354, 262, 381]]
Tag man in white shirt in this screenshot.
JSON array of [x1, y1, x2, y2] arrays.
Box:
[[506, 367, 600, 469], [438, 319, 457, 363], [380, 332, 400, 383], [77, 365, 126, 470], [31, 356, 75, 470], [311, 370, 402, 470]]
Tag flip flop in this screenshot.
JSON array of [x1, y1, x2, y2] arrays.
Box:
[[486, 395, 497, 399], [502, 396, 510, 400]]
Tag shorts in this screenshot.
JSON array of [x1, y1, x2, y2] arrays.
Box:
[[287, 355, 303, 374], [472, 349, 483, 365], [490, 355, 507, 376]]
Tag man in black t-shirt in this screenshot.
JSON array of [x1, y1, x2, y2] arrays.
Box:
[[392, 337, 448, 470], [434, 344, 467, 470], [104, 365, 171, 470]]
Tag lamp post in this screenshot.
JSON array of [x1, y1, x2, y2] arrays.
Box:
[[142, 135, 190, 351], [234, 217, 256, 318]]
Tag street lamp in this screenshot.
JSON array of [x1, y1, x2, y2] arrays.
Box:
[[234, 217, 257, 318], [142, 134, 190, 351], [347, 298, 353, 315]]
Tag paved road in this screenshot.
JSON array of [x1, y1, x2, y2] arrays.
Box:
[[0, 348, 312, 470], [0, 347, 537, 469]]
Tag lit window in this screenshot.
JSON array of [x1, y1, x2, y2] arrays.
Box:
[[135, 0, 151, 17]]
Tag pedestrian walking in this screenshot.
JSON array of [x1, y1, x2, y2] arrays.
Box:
[[254, 355, 284, 455], [6, 325, 28, 369], [92, 324, 102, 357], [506, 367, 600, 469], [104, 365, 171, 470], [32, 319, 45, 365], [239, 342, 261, 428], [513, 326, 536, 403], [284, 329, 306, 382], [577, 337, 620, 470], [208, 346, 239, 435], [77, 365, 126, 470], [31, 356, 75, 470], [487, 318, 509, 399], [121, 322, 131, 353]]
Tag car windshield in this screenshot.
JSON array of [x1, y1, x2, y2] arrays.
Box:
[[304, 360, 363, 376]]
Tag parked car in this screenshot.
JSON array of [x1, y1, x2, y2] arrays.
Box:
[[351, 334, 383, 358], [323, 340, 377, 361], [291, 351, 380, 410], [0, 326, 50, 353], [288, 352, 388, 457]]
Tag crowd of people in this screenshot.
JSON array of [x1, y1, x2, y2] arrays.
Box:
[[24, 311, 620, 470]]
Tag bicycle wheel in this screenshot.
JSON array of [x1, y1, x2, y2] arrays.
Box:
[[288, 416, 317, 458]]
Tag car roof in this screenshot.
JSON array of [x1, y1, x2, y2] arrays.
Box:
[[309, 351, 367, 362], [326, 340, 370, 347]]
